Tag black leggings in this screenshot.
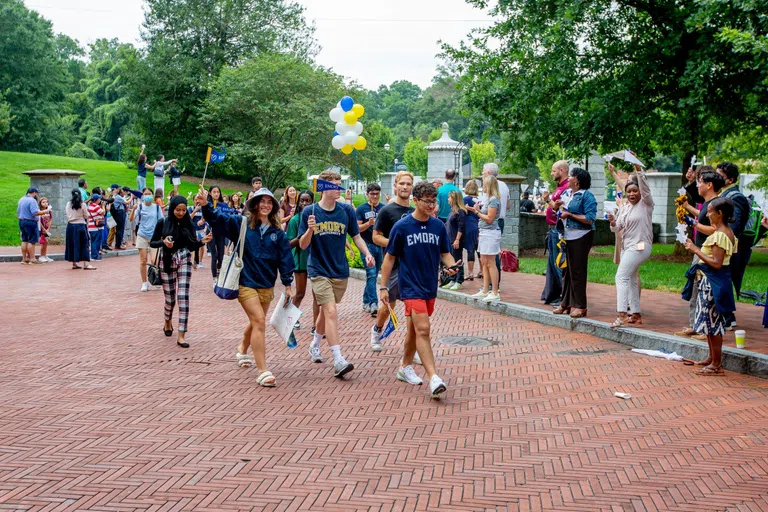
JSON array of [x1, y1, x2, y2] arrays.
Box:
[[209, 232, 226, 278]]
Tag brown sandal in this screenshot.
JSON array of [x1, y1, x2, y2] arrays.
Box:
[[674, 327, 696, 337], [627, 313, 643, 325], [570, 308, 588, 318], [553, 306, 571, 315], [695, 365, 725, 376]]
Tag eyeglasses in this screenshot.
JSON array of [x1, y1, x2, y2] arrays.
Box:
[[418, 198, 438, 206]]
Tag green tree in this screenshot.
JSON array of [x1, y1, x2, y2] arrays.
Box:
[[444, 0, 768, 174], [469, 140, 496, 177], [0, 0, 72, 153], [404, 138, 428, 177], [130, 0, 317, 172], [201, 54, 344, 190]]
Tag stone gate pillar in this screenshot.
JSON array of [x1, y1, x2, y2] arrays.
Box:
[[645, 172, 682, 243], [23, 169, 85, 242], [497, 174, 526, 254], [426, 122, 459, 183]]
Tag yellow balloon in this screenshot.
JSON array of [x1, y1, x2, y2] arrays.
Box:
[[343, 111, 358, 124], [351, 104, 365, 118], [353, 136, 367, 150], [341, 144, 354, 154]]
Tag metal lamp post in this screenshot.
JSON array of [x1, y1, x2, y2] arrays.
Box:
[[117, 137, 122, 162], [384, 143, 390, 175], [394, 158, 399, 173]]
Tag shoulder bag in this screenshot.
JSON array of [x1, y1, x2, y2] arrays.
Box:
[[214, 216, 247, 300]]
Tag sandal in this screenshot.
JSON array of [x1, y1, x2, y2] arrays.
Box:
[[72, 264, 82, 269], [694, 359, 713, 366], [236, 353, 253, 368], [674, 327, 696, 337], [466, 274, 475, 281], [553, 306, 571, 315], [83, 264, 97, 270], [610, 317, 625, 329], [695, 365, 725, 376], [627, 313, 643, 325], [256, 370, 276, 387], [570, 309, 588, 318]]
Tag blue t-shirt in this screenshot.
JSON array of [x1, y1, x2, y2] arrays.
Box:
[[355, 202, 383, 245], [138, 161, 147, 178], [299, 202, 360, 279], [17, 195, 39, 220], [387, 214, 451, 300], [436, 183, 460, 220], [464, 196, 479, 233], [189, 206, 207, 233], [169, 165, 181, 179], [137, 203, 162, 239]]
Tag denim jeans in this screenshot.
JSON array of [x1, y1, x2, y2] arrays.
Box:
[[136, 175, 146, 191], [363, 243, 383, 305], [89, 230, 101, 260]]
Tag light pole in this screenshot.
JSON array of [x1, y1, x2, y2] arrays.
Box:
[[384, 143, 390, 176], [394, 158, 399, 173], [117, 137, 122, 161]]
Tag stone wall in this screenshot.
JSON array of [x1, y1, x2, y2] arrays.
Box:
[[517, 213, 661, 250], [24, 170, 85, 243]]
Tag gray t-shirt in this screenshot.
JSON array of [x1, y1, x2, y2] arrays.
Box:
[[479, 196, 500, 230], [137, 203, 161, 240]]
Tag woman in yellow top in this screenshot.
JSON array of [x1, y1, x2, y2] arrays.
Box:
[[684, 197, 738, 376]]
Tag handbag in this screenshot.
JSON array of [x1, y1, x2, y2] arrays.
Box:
[[106, 215, 117, 229], [147, 246, 162, 286], [214, 216, 247, 300]]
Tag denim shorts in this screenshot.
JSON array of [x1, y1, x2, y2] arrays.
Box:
[[19, 219, 39, 243]]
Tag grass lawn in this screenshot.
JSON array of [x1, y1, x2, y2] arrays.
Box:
[[0, 151, 249, 246], [519, 244, 768, 303]]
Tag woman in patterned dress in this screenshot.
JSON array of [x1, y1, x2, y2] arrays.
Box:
[[684, 197, 737, 376]]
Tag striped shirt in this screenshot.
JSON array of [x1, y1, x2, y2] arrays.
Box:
[[87, 202, 104, 231]]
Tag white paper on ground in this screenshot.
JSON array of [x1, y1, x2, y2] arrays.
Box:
[[269, 293, 303, 343], [631, 348, 684, 361]]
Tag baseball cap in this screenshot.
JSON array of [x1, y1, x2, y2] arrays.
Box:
[[111, 183, 120, 189], [27, 187, 39, 194]]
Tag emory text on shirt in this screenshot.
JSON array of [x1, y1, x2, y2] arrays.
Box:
[[314, 221, 347, 236], [406, 232, 441, 246]]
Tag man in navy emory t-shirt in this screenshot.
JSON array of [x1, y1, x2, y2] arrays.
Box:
[[380, 181, 459, 399], [299, 170, 374, 380]]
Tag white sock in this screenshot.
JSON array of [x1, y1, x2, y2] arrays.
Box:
[[311, 332, 323, 348], [330, 345, 344, 363]]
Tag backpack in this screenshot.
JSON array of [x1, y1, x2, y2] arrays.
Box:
[[499, 249, 519, 272], [743, 199, 764, 247]]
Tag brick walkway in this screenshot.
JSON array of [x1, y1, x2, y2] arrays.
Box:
[[1, 257, 768, 511], [458, 272, 768, 354]]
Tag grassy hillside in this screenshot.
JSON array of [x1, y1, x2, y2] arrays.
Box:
[[0, 151, 246, 246]]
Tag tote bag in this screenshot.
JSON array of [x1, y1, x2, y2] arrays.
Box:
[[214, 216, 247, 300]]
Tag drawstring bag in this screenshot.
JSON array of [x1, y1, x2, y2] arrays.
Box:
[[555, 237, 568, 269], [214, 216, 247, 300], [499, 249, 519, 272]]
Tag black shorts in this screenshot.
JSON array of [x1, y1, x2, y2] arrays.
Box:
[[19, 219, 39, 243]]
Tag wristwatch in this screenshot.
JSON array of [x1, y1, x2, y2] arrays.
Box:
[[379, 286, 389, 292]]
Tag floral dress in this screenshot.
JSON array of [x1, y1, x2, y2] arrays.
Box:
[[694, 231, 737, 336]]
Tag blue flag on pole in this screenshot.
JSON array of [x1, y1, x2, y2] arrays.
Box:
[[210, 148, 226, 164], [312, 178, 344, 193]]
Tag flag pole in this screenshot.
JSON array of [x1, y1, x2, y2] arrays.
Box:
[[201, 160, 210, 189]]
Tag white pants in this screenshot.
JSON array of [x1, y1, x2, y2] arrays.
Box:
[[615, 245, 651, 314], [154, 176, 164, 196]]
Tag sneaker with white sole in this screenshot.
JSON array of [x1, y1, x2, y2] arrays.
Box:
[[333, 358, 354, 378], [470, 290, 488, 299], [429, 374, 447, 398], [309, 344, 323, 363], [483, 293, 501, 302], [198, 262, 204, 268], [413, 352, 422, 365], [440, 282, 454, 289], [140, 282, 149, 292], [449, 282, 462, 291], [396, 365, 423, 385], [362, 303, 371, 313], [370, 326, 383, 352]]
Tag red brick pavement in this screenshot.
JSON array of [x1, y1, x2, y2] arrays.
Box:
[[459, 272, 768, 354], [1, 257, 768, 511]]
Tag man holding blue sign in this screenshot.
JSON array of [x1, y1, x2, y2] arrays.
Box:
[[299, 169, 375, 379]]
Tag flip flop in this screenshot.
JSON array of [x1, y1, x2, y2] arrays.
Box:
[[695, 365, 725, 376]]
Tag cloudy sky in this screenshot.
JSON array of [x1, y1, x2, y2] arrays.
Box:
[[27, 0, 494, 89]]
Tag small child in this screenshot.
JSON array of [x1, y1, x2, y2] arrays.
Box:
[[38, 197, 53, 262]]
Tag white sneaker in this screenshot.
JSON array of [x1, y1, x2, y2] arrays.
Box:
[[198, 262, 204, 268], [470, 290, 488, 299], [429, 374, 447, 398], [363, 303, 371, 313], [309, 344, 323, 363], [449, 282, 462, 291], [140, 282, 149, 292], [483, 293, 501, 302], [39, 256, 50, 263], [412, 352, 422, 366], [396, 365, 423, 385], [370, 326, 383, 352]]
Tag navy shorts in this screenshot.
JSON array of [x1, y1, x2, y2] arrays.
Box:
[[19, 219, 39, 243]]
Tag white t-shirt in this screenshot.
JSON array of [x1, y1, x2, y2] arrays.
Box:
[[497, 180, 510, 218]]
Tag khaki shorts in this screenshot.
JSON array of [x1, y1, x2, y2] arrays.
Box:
[[136, 235, 151, 250], [237, 286, 274, 304], [310, 277, 348, 305]]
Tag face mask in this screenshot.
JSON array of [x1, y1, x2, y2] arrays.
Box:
[[142, 195, 153, 203]]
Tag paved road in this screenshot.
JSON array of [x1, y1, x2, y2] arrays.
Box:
[[1, 257, 768, 511]]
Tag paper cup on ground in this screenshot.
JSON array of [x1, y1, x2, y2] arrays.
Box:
[[734, 330, 746, 349]]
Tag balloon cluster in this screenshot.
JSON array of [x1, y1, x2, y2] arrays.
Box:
[[330, 96, 366, 155]]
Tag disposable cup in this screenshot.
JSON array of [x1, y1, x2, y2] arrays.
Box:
[[735, 329, 746, 349]]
